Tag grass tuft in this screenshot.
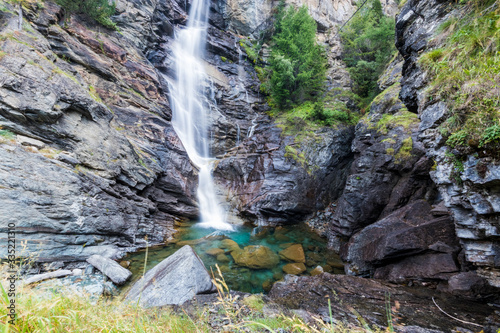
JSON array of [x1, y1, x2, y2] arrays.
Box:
[[419, 1, 500, 156]]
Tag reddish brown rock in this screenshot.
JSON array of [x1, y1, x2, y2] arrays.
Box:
[[283, 263, 306, 275], [279, 244, 306, 263]]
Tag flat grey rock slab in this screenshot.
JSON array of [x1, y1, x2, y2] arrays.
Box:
[[125, 245, 215, 307], [86, 255, 132, 286], [16, 135, 45, 149], [23, 269, 72, 285]]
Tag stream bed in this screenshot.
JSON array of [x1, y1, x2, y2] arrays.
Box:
[[124, 223, 343, 293]]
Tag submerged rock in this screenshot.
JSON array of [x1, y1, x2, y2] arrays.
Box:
[[86, 255, 132, 286], [232, 245, 279, 269], [219, 239, 241, 252], [206, 248, 225, 256], [282, 263, 306, 275], [279, 244, 306, 263], [125, 245, 215, 307]]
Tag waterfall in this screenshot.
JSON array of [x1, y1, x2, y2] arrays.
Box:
[[247, 116, 258, 138], [168, 0, 234, 231]]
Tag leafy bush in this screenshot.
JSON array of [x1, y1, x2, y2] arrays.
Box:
[[268, 2, 327, 108], [480, 124, 500, 148], [55, 0, 117, 30], [340, 0, 396, 107], [310, 102, 355, 126]]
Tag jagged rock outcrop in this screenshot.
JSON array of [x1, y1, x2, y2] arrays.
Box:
[[396, 0, 500, 286], [344, 200, 461, 280], [0, 1, 200, 263], [327, 57, 437, 250], [324, 47, 478, 288], [214, 118, 354, 225]]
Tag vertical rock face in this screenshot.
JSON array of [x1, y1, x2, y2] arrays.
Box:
[[0, 1, 199, 262], [396, 0, 500, 286], [327, 56, 436, 246], [213, 117, 354, 226], [224, 0, 355, 36]]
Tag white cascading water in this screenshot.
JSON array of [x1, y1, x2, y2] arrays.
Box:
[[168, 0, 234, 231]]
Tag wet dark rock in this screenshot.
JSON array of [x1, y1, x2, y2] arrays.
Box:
[[328, 59, 435, 246], [86, 254, 132, 286], [126, 245, 215, 307], [344, 200, 460, 279], [214, 121, 355, 226], [446, 272, 498, 300], [269, 273, 495, 332], [373, 253, 459, 282]]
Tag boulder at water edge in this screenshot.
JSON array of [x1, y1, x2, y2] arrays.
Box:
[[125, 245, 215, 307], [86, 255, 132, 286]]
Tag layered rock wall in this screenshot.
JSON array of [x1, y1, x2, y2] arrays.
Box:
[[396, 0, 500, 286], [0, 1, 199, 262]]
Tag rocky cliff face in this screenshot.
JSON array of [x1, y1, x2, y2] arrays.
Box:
[[0, 0, 201, 263], [323, 56, 464, 283], [322, 0, 499, 291], [214, 117, 354, 225], [0, 0, 350, 263], [396, 0, 500, 287]]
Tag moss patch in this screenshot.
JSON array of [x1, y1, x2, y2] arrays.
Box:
[[372, 110, 419, 135]]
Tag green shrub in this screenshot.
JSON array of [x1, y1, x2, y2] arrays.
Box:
[[340, 0, 396, 108], [55, 0, 117, 30], [480, 123, 500, 148], [268, 2, 327, 108]]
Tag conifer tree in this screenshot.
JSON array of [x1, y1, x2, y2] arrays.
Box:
[[269, 4, 327, 109]]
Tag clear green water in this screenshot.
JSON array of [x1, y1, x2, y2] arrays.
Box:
[[124, 223, 344, 294]]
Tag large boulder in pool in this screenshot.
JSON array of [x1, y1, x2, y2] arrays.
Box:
[[232, 245, 280, 269], [125, 245, 215, 307]]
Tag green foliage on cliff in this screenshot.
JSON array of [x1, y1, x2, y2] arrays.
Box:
[[266, 2, 327, 109], [340, 0, 396, 107], [55, 0, 117, 30], [420, 0, 500, 156]]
